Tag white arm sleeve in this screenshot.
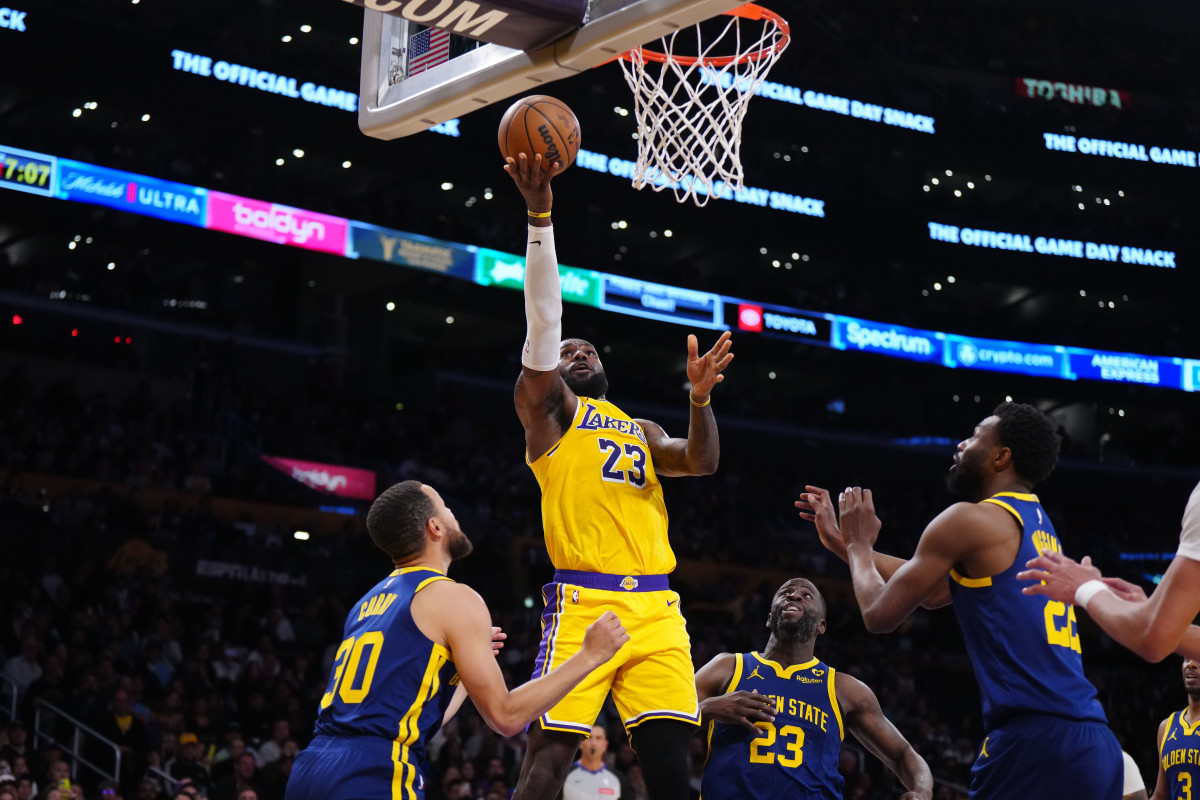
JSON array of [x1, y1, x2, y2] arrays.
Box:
[[521, 223, 562, 371], [1176, 481, 1200, 562]]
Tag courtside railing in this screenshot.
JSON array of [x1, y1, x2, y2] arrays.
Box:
[[33, 700, 121, 784], [0, 676, 16, 721]]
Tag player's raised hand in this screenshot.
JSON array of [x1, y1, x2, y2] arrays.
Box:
[[838, 487, 881, 550], [1017, 551, 1104, 604], [700, 689, 776, 734], [796, 485, 847, 560], [490, 626, 507, 656], [503, 153, 554, 215], [687, 331, 734, 400], [581, 611, 629, 664]]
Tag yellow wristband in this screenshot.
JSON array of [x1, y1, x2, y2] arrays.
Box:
[[689, 392, 711, 408], [527, 209, 552, 218]]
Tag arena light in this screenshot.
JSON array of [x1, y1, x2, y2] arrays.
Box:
[[294, 530, 310, 541]]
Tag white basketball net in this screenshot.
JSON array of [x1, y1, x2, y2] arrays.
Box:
[[618, 5, 789, 206]]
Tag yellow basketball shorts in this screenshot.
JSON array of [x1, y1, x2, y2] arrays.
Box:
[[532, 570, 699, 734]]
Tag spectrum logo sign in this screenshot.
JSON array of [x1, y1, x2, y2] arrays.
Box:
[[207, 191, 350, 255]]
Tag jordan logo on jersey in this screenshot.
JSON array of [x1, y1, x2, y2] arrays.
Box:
[[577, 404, 648, 444], [746, 667, 765, 680], [1167, 728, 1179, 742]]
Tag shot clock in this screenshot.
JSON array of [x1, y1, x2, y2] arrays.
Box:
[[0, 145, 55, 196]]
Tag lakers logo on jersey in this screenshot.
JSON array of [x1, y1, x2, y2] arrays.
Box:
[[620, 576, 639, 591], [577, 403, 648, 444]]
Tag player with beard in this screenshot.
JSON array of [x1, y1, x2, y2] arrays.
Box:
[[288, 481, 628, 800], [1149, 657, 1200, 800], [504, 155, 734, 800], [696, 578, 932, 800], [796, 402, 1122, 799]]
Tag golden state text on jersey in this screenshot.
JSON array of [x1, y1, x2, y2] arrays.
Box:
[[702, 653, 845, 800], [528, 397, 673, 575], [1160, 709, 1200, 799]]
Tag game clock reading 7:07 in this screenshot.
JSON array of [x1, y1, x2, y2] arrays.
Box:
[[0, 145, 56, 197]]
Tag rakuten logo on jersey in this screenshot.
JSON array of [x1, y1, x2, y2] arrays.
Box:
[[207, 191, 350, 255]]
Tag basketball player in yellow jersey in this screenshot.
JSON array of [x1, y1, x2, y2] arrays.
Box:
[[504, 152, 734, 800]]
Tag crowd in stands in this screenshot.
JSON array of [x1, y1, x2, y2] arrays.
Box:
[[0, 354, 1196, 800]]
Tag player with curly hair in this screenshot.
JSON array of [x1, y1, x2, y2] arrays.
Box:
[[796, 402, 1122, 799]]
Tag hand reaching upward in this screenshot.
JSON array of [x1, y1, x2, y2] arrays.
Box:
[[688, 331, 734, 400]]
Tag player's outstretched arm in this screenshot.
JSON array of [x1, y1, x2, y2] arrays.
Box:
[[505, 153, 576, 460], [840, 488, 967, 633], [442, 626, 507, 727], [638, 332, 733, 477], [837, 673, 932, 800], [694, 653, 776, 732], [796, 486, 951, 610], [1149, 717, 1170, 800], [422, 582, 627, 737], [1020, 550, 1200, 662]]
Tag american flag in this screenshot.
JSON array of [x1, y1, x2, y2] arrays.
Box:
[[407, 26, 451, 76]]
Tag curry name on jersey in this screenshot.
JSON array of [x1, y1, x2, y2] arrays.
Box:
[[1160, 709, 1200, 799], [528, 397, 674, 575], [313, 567, 459, 774], [702, 653, 844, 800]]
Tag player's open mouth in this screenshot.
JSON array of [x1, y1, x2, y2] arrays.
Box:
[[572, 364, 591, 373]]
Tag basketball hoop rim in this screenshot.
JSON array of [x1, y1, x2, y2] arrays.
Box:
[[618, 3, 790, 68]]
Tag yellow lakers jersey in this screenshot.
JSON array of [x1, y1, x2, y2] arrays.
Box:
[[528, 397, 674, 574]]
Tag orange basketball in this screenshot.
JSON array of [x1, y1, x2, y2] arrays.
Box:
[[498, 95, 581, 174]]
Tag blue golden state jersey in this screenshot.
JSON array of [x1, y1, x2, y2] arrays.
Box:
[[1159, 709, 1200, 799], [949, 492, 1106, 729], [527, 397, 673, 575], [701, 653, 844, 800], [313, 568, 458, 764]]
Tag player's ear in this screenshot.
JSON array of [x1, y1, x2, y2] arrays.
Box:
[[426, 515, 443, 544], [817, 619, 827, 636], [992, 445, 1013, 471]]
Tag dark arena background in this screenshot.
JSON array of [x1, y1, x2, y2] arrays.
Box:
[[2, 0, 1200, 798]]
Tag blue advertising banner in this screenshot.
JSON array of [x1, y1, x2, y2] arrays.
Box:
[[349, 222, 476, 279], [943, 335, 1068, 379], [1067, 349, 1183, 389], [56, 159, 206, 226], [600, 274, 724, 329], [832, 317, 943, 364]]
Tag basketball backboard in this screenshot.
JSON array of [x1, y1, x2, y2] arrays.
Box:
[[358, 0, 748, 139]]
